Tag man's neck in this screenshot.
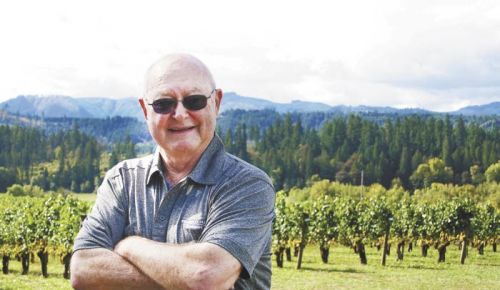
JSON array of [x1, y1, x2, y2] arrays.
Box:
[[160, 147, 204, 186]]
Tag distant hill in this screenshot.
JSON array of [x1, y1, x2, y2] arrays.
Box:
[[221, 92, 434, 114], [0, 93, 498, 120], [0, 95, 143, 119], [452, 102, 500, 116], [221, 92, 331, 113], [1, 95, 94, 118]]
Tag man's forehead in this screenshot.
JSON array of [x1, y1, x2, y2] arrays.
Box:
[[147, 81, 208, 99], [148, 76, 209, 91], [143, 54, 215, 98]]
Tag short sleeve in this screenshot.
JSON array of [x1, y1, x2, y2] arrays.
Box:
[[199, 174, 275, 278], [73, 171, 127, 252]]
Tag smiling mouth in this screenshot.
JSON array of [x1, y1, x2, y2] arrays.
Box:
[[168, 126, 195, 133]]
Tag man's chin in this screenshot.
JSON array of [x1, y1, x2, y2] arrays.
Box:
[[165, 142, 199, 155]]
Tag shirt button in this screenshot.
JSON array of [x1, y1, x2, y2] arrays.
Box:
[[158, 215, 167, 221]]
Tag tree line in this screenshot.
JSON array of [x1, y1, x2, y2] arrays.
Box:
[[222, 114, 500, 190], [0, 125, 136, 193], [1, 113, 498, 194], [0, 111, 151, 144]]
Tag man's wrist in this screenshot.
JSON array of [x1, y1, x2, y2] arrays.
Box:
[[114, 236, 140, 259]]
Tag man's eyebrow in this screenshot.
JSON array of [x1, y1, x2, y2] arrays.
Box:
[[186, 86, 205, 94], [159, 92, 175, 97]]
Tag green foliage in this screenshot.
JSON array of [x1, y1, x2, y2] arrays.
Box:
[[3, 113, 498, 194], [274, 179, 498, 266], [0, 167, 16, 192], [6, 184, 48, 197], [6, 184, 25, 196], [410, 158, 453, 188], [222, 114, 499, 190], [0, 125, 104, 193], [287, 187, 310, 203], [335, 197, 361, 247], [0, 194, 90, 263], [109, 135, 136, 168], [272, 191, 291, 253], [484, 161, 500, 183], [309, 195, 338, 249], [391, 198, 415, 243], [470, 165, 485, 185], [472, 204, 499, 247], [288, 202, 310, 247], [52, 196, 90, 257], [412, 183, 488, 205], [475, 182, 500, 209], [0, 196, 17, 255]]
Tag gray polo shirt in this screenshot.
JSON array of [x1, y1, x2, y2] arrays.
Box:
[[74, 135, 275, 290]]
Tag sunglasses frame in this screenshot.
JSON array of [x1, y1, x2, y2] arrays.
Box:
[[147, 88, 216, 114]]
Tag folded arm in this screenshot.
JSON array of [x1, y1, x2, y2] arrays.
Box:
[[70, 248, 163, 290], [114, 236, 241, 290]]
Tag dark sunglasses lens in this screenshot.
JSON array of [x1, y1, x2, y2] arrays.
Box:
[[152, 99, 176, 114], [183, 95, 208, 111]]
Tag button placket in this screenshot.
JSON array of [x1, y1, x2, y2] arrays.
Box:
[[152, 182, 184, 241]]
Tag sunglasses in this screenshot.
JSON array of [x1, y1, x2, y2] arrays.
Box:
[[147, 89, 215, 114]]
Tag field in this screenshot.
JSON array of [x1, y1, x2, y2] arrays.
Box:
[[0, 243, 498, 290]]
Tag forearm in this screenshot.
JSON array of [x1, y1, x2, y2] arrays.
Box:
[[70, 248, 163, 290], [114, 236, 241, 290]]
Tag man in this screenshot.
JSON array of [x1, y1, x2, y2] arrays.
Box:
[[70, 54, 275, 290]]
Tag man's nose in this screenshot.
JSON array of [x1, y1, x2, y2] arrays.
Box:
[[171, 100, 189, 119]]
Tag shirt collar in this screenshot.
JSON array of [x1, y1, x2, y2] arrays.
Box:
[[188, 134, 225, 185], [146, 134, 225, 186], [146, 147, 165, 185]]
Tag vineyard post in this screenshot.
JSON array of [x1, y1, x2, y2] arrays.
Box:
[[381, 217, 393, 266], [296, 211, 310, 270], [460, 237, 468, 264], [1, 255, 8, 274]]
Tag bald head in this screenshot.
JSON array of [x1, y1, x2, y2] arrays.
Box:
[[143, 54, 216, 101], [138, 53, 223, 162]]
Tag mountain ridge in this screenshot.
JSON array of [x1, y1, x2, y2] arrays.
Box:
[[0, 93, 498, 119]]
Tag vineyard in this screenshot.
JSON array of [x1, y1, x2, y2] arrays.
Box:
[[0, 180, 498, 286], [273, 181, 499, 269], [0, 194, 89, 279]]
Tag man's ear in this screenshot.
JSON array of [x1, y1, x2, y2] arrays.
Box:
[[139, 98, 149, 120], [214, 89, 223, 115]]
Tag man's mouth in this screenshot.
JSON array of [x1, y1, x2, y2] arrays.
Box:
[[168, 126, 196, 133]]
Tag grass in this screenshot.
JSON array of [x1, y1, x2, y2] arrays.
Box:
[[272, 244, 500, 290], [0, 258, 71, 290], [0, 243, 498, 289]]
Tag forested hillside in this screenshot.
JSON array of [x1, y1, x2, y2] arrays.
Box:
[[0, 110, 150, 144], [223, 114, 500, 190], [0, 125, 135, 192], [1, 111, 498, 193]]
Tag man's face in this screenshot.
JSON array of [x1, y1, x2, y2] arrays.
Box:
[[140, 66, 222, 158]]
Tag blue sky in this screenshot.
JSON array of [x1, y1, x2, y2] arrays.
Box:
[[0, 0, 499, 111]]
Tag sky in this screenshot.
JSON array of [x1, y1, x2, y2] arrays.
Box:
[[0, 0, 499, 112]]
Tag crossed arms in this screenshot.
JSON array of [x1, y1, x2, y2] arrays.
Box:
[[70, 164, 275, 290], [70, 236, 241, 290]]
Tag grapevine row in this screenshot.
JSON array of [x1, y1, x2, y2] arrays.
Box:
[[0, 194, 89, 278], [273, 183, 499, 269]]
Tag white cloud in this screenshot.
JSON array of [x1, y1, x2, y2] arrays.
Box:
[[0, 0, 499, 111]]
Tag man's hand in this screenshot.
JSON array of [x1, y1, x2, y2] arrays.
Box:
[[114, 236, 241, 290]]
